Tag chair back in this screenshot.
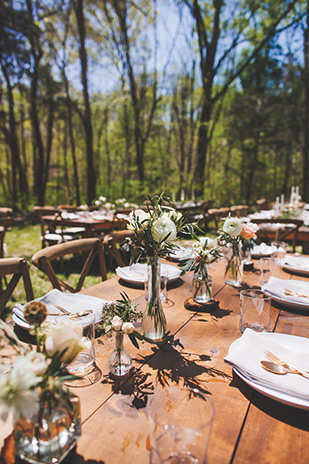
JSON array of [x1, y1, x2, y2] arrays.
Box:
[[254, 218, 303, 252], [0, 258, 34, 316], [31, 238, 108, 293], [103, 230, 134, 267]]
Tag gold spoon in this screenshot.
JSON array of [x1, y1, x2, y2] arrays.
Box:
[[260, 360, 298, 375]]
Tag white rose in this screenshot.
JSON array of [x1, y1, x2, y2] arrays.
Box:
[[122, 322, 135, 334], [111, 316, 123, 331], [222, 217, 242, 236], [45, 321, 90, 364], [99, 196, 106, 202], [95, 200, 101, 206], [128, 209, 150, 225], [151, 214, 177, 243]]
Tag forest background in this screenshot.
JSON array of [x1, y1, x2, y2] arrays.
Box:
[[1, 0, 309, 212]]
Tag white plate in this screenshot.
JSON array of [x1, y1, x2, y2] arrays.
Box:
[[116, 263, 181, 285], [13, 290, 106, 330], [281, 258, 309, 277], [262, 290, 309, 311], [231, 332, 309, 410]]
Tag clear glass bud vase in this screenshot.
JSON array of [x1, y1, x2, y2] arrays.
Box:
[[108, 331, 132, 376], [14, 392, 81, 464], [224, 243, 244, 287], [192, 273, 212, 304], [141, 256, 167, 341]]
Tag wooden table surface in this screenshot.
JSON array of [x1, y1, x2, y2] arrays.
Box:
[[1, 258, 309, 464]]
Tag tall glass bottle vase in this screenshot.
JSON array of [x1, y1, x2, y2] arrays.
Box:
[[14, 392, 81, 464], [224, 243, 243, 287], [141, 256, 167, 341], [108, 331, 132, 376]]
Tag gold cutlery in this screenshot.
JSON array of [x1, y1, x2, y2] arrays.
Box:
[[260, 360, 301, 375], [53, 304, 92, 319], [264, 350, 309, 379], [284, 288, 309, 299]]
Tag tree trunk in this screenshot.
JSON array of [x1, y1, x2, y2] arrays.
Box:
[[74, 0, 96, 204], [1, 65, 28, 205]]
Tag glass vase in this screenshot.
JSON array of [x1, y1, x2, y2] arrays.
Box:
[[141, 256, 167, 342], [224, 243, 243, 287], [108, 331, 132, 376], [14, 392, 81, 464], [192, 273, 212, 304]]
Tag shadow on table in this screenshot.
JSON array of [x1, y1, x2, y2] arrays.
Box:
[[229, 371, 309, 430], [101, 335, 232, 410]]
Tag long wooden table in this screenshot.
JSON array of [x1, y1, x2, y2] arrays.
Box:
[[1, 259, 309, 463]]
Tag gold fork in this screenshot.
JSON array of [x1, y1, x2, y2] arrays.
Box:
[[284, 288, 309, 299], [264, 350, 309, 379]]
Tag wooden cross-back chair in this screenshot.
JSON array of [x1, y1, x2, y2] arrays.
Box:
[[0, 258, 34, 316], [33, 206, 84, 248], [254, 218, 303, 252], [31, 238, 108, 293], [103, 230, 134, 268]]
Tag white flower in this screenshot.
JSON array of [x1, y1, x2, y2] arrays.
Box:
[[0, 364, 40, 423], [124, 202, 130, 208], [151, 214, 177, 243], [111, 316, 123, 331], [122, 322, 135, 334], [198, 237, 217, 250], [222, 217, 242, 236], [45, 321, 90, 364], [128, 209, 150, 225], [95, 200, 101, 206], [24, 351, 48, 376], [99, 196, 106, 202]]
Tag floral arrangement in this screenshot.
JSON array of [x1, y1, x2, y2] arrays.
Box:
[[179, 237, 222, 280], [100, 292, 143, 348], [124, 193, 197, 260], [0, 301, 89, 424], [218, 215, 257, 252]]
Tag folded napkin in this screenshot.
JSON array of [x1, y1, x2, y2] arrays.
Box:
[[263, 276, 309, 306], [169, 246, 196, 261], [224, 329, 309, 401], [283, 255, 309, 270], [252, 243, 277, 256], [116, 263, 181, 282], [13, 289, 107, 328]]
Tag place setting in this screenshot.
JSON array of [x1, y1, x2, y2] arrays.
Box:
[[281, 255, 309, 276], [262, 276, 309, 311], [115, 262, 182, 287], [225, 328, 309, 410]]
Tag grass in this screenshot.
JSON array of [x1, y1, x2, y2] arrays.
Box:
[[1, 221, 113, 321]]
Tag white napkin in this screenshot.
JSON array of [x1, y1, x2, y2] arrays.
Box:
[[224, 329, 309, 400], [116, 263, 181, 282], [169, 246, 196, 261], [13, 289, 107, 328], [252, 243, 277, 256], [263, 276, 309, 306], [283, 255, 309, 270]]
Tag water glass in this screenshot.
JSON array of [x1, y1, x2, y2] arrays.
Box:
[[59, 311, 96, 377], [240, 289, 272, 332], [147, 387, 215, 464], [271, 241, 287, 259], [259, 257, 272, 285]]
